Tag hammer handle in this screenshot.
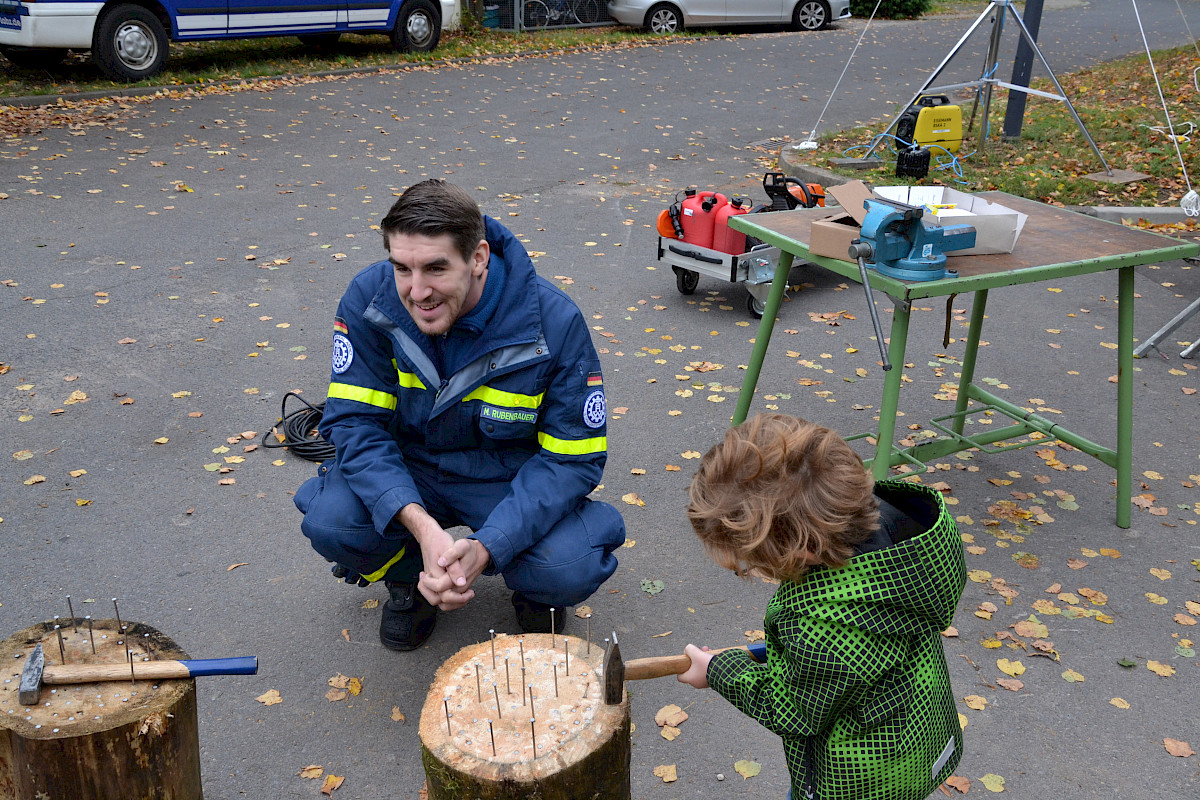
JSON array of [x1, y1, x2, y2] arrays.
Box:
[[42, 657, 258, 685], [624, 643, 765, 681]]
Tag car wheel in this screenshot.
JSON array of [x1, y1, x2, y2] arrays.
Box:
[[792, 0, 829, 31], [644, 3, 682, 34], [297, 33, 343, 48], [92, 4, 168, 81], [674, 267, 699, 295], [391, 0, 441, 52], [0, 46, 68, 70]]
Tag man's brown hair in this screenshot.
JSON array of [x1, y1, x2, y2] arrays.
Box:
[[380, 179, 485, 263], [686, 413, 879, 583]]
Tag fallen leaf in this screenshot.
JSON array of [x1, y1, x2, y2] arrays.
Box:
[[733, 759, 762, 779], [1147, 660, 1175, 677], [996, 678, 1023, 692], [298, 765, 324, 779], [653, 764, 677, 783], [1173, 614, 1196, 626], [24, 475, 46, 486], [1164, 738, 1195, 758], [1110, 697, 1130, 709], [1061, 668, 1085, 682], [997, 659, 1025, 677], [979, 773, 1006, 793], [744, 629, 766, 642], [69, 469, 86, 477], [655, 704, 688, 727], [325, 688, 348, 702], [945, 775, 970, 793], [621, 492, 645, 507], [1151, 567, 1172, 581], [391, 706, 406, 723], [660, 725, 681, 741], [320, 774, 344, 795], [640, 579, 664, 596], [341, 629, 351, 642], [348, 677, 362, 696], [362, 599, 379, 609], [963, 695, 988, 710], [328, 674, 350, 689], [256, 689, 282, 705], [227, 563, 248, 571], [12, 450, 33, 461], [651, 631, 672, 638]]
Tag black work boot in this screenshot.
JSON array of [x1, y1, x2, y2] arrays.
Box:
[[379, 582, 437, 651], [511, 592, 567, 634]]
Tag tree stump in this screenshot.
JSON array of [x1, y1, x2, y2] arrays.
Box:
[[0, 619, 202, 800], [420, 633, 630, 800]]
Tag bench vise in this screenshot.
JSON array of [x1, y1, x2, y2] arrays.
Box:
[[848, 196, 976, 281]]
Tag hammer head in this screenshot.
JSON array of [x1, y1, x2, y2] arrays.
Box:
[[603, 631, 623, 705], [19, 643, 44, 706]]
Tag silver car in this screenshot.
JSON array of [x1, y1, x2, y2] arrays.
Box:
[[607, 0, 850, 33]]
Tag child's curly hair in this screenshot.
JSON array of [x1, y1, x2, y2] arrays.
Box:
[[687, 413, 879, 583]]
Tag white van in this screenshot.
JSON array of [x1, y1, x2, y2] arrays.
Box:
[[0, 0, 456, 81]]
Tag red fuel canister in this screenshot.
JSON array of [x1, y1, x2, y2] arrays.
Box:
[[680, 189, 727, 249], [712, 196, 751, 254]]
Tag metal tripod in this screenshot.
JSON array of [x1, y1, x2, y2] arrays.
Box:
[[866, 0, 1111, 174]]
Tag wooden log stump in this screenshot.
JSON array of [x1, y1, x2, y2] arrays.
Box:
[[420, 633, 630, 800], [0, 619, 202, 800]]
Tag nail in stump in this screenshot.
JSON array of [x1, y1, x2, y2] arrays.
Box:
[[54, 623, 66, 665], [443, 699, 452, 736], [112, 598, 123, 634], [521, 667, 526, 705], [475, 663, 482, 702], [66, 596, 78, 632], [530, 718, 537, 756], [586, 614, 592, 654], [489, 720, 496, 756], [505, 657, 511, 694], [489, 629, 496, 669], [493, 684, 502, 719], [553, 663, 559, 697], [85, 616, 96, 654]]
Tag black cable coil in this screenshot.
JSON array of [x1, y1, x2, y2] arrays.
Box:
[[260, 391, 336, 462]]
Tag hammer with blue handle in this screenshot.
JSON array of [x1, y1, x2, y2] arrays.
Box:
[[18, 642, 258, 705]]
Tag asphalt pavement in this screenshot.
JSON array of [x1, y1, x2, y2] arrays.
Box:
[[3, 2, 1200, 798]]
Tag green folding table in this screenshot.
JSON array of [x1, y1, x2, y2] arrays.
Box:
[[728, 192, 1198, 528]]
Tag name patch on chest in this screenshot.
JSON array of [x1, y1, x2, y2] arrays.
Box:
[[480, 404, 538, 425]]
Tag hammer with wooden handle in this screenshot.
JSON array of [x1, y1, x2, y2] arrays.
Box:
[[603, 632, 766, 704], [18, 642, 258, 705]]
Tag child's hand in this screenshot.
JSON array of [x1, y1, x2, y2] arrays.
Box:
[[677, 644, 713, 689]]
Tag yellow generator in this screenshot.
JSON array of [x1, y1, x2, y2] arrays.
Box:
[[895, 95, 962, 154]]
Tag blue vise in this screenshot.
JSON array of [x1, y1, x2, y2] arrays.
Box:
[[852, 197, 976, 281]]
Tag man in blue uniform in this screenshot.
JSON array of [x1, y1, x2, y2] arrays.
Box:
[[295, 180, 625, 651]]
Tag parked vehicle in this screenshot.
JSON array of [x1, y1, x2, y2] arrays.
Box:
[[0, 0, 452, 81], [607, 0, 848, 33]]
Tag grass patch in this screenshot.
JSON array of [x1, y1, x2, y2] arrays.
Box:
[[0, 24, 705, 99], [797, 46, 1199, 208]]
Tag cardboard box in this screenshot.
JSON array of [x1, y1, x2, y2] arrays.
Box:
[[873, 185, 1027, 255], [808, 181, 1028, 261], [808, 180, 875, 263]]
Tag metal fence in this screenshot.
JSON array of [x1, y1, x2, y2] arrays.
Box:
[[482, 0, 616, 30]]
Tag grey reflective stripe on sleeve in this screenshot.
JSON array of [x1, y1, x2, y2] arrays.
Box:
[[364, 305, 441, 390], [430, 334, 549, 418]]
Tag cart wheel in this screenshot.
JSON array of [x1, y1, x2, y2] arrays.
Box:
[[675, 267, 699, 295], [746, 293, 765, 318]]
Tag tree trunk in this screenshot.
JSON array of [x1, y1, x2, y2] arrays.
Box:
[[0, 619, 202, 800], [420, 632, 631, 800]]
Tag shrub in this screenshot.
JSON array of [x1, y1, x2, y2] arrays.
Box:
[[849, 0, 931, 19]]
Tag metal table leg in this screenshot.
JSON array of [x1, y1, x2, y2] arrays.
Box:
[[1117, 266, 1134, 528], [868, 298, 912, 480], [953, 290, 988, 436], [733, 251, 794, 426]]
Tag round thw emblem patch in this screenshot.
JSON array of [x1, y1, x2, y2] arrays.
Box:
[[582, 389, 606, 429], [332, 333, 354, 374]]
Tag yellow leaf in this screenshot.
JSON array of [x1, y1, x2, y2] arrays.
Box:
[[298, 765, 324, 779], [1150, 567, 1172, 581], [665, 464, 681, 471], [319, 774, 344, 795], [967, 569, 992, 583], [660, 725, 680, 740], [1147, 660, 1176, 677], [391, 706, 406, 723], [654, 704, 688, 727], [24, 475, 46, 486], [361, 599, 379, 609], [1061, 668, 1085, 682], [256, 689, 282, 705], [651, 631, 672, 637], [997, 659, 1025, 677], [12, 450, 33, 461], [653, 764, 677, 783], [621, 492, 645, 507], [171, 390, 192, 398], [979, 773, 1006, 792], [733, 759, 762, 779], [69, 469, 86, 477], [1098, 548, 1121, 558], [574, 606, 592, 618], [1142, 470, 1164, 480], [963, 695, 988, 710], [347, 677, 362, 696], [745, 629, 766, 642], [1110, 697, 1130, 709], [1174, 613, 1196, 626], [621, 539, 636, 548], [75, 498, 91, 506], [630, 468, 646, 475], [153, 437, 169, 445], [1146, 593, 1169, 605], [681, 450, 702, 459]]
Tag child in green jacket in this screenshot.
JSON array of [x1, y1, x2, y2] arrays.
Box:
[[678, 413, 967, 800]]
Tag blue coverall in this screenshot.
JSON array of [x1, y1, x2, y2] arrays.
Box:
[[295, 216, 624, 606]]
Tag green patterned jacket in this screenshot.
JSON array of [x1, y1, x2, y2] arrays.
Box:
[[707, 479, 967, 800]]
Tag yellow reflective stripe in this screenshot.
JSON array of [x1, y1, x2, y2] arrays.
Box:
[[462, 385, 544, 409], [537, 432, 607, 455], [391, 359, 426, 390], [360, 545, 407, 583], [327, 382, 398, 411]]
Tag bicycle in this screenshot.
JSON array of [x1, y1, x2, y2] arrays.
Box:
[[522, 0, 601, 28]]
